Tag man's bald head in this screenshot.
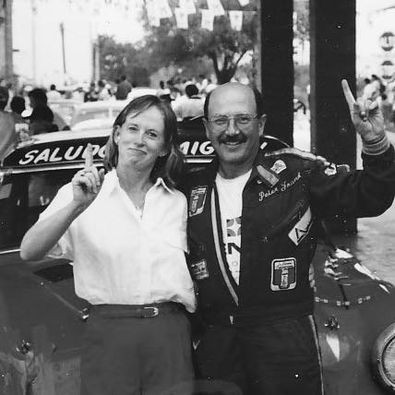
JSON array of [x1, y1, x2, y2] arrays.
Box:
[[204, 82, 265, 119]]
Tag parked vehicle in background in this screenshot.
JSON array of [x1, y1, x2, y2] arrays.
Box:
[[48, 99, 80, 129], [126, 87, 158, 101], [69, 100, 128, 131], [0, 123, 395, 393]]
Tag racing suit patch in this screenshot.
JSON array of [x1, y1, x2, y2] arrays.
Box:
[[256, 165, 279, 187], [288, 207, 312, 245], [270, 159, 287, 174], [190, 259, 209, 280], [324, 163, 337, 176], [271, 258, 297, 291], [189, 186, 208, 217]]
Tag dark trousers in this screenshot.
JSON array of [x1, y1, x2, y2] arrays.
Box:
[[194, 314, 323, 395], [81, 303, 194, 395]]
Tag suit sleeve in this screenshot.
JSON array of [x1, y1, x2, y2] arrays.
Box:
[[309, 145, 395, 219]]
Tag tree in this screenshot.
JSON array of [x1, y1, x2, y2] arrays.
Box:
[[98, 35, 150, 85], [141, 0, 258, 84]]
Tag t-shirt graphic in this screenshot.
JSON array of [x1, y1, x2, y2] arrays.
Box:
[[216, 170, 251, 285]]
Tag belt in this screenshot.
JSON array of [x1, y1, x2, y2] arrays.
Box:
[[89, 302, 183, 319]]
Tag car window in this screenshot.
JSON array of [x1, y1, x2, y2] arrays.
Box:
[[0, 169, 75, 250]]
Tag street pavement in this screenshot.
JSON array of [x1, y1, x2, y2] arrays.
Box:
[[294, 111, 395, 285]]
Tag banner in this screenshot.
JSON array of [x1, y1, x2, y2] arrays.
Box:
[[201, 9, 215, 31], [207, 0, 225, 16], [179, 0, 196, 14], [229, 10, 243, 31], [146, 0, 161, 26], [175, 7, 189, 29], [157, 0, 173, 19]]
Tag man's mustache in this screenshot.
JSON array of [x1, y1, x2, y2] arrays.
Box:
[[219, 134, 247, 144]]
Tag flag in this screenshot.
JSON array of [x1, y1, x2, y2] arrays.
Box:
[[201, 9, 215, 31], [175, 7, 189, 29], [146, 0, 161, 26], [207, 0, 225, 16], [179, 0, 196, 14], [229, 10, 243, 31], [157, 0, 173, 19]]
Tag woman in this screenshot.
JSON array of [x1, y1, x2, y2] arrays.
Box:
[[28, 104, 59, 134], [20, 95, 196, 394]]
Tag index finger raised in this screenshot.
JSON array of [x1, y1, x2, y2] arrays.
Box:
[[341, 79, 356, 109], [85, 143, 94, 168]]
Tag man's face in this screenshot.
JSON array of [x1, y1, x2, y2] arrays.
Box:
[[204, 83, 266, 173]]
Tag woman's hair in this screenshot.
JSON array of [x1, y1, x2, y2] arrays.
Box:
[[104, 95, 184, 188]]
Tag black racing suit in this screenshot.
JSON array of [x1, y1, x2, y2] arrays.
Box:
[[182, 145, 395, 395]]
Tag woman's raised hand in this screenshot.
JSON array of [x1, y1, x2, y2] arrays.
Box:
[[72, 143, 105, 209]]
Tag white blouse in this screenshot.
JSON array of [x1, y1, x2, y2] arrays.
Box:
[[39, 169, 196, 312]]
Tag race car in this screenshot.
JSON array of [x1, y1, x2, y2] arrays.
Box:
[[0, 124, 395, 394]]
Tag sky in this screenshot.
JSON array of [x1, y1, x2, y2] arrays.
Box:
[[12, 0, 146, 86], [11, 0, 395, 87]]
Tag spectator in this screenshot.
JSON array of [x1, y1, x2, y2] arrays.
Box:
[[28, 88, 67, 130], [115, 75, 132, 100], [10, 96, 26, 123], [172, 83, 204, 120], [97, 80, 111, 101], [47, 84, 62, 101], [29, 104, 59, 135], [84, 82, 99, 102]]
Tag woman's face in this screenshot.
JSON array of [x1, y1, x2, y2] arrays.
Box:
[[114, 106, 168, 171]]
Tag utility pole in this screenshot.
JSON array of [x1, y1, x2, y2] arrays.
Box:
[[0, 0, 13, 82], [31, 0, 37, 83], [60, 22, 67, 78]]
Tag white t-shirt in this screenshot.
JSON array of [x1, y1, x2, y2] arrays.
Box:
[[215, 170, 251, 284], [39, 170, 196, 312]]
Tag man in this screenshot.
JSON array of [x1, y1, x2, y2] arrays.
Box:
[[115, 75, 132, 100], [47, 84, 62, 101], [182, 81, 395, 394], [172, 83, 204, 120]]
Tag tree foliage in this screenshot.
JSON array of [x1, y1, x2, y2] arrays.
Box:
[[97, 35, 150, 85], [142, 0, 258, 84]]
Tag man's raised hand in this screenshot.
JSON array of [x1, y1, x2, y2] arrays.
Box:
[[342, 79, 385, 143]]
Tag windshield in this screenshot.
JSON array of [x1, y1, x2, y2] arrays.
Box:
[[0, 169, 75, 250]]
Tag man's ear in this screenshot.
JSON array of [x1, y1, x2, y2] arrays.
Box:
[[258, 114, 267, 137]]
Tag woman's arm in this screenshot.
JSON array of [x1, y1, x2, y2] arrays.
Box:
[[20, 143, 105, 261], [20, 200, 85, 261]]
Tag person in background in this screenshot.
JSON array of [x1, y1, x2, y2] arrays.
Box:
[[20, 95, 196, 395], [115, 75, 132, 100], [10, 96, 26, 123], [28, 88, 67, 130], [172, 83, 204, 121], [97, 80, 111, 101], [84, 82, 99, 102], [182, 81, 395, 394], [0, 86, 17, 160], [47, 84, 62, 101], [28, 104, 59, 135]]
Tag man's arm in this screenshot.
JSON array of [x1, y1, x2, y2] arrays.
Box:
[[309, 80, 395, 218]]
